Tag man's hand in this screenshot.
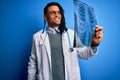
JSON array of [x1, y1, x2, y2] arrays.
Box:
[[92, 25, 103, 45]]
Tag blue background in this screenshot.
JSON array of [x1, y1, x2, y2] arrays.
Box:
[[0, 0, 120, 80]]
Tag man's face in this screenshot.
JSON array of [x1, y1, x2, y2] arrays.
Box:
[[44, 5, 62, 28]]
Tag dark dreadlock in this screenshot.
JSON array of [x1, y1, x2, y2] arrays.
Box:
[[44, 2, 68, 33]]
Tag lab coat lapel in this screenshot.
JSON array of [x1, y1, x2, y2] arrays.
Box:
[[62, 32, 70, 55], [40, 31, 51, 68]]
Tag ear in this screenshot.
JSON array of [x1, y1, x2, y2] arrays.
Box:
[[44, 15, 47, 21]]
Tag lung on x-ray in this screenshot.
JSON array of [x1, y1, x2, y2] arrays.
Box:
[[73, 0, 97, 47]]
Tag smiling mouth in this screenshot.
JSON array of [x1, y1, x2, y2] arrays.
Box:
[[54, 18, 60, 21]]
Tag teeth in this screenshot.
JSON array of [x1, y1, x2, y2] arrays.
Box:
[[55, 18, 59, 20]]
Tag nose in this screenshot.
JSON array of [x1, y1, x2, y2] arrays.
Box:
[[54, 11, 60, 16]]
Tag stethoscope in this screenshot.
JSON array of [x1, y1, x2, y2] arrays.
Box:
[[66, 31, 74, 52], [41, 28, 74, 52]]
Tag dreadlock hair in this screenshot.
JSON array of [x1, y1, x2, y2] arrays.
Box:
[[44, 2, 68, 34]]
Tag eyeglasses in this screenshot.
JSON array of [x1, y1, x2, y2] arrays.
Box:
[[47, 11, 61, 15]]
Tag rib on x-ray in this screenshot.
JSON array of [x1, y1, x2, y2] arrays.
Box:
[[74, 0, 97, 47]]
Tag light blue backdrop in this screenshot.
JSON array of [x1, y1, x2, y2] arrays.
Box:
[[0, 0, 120, 80]]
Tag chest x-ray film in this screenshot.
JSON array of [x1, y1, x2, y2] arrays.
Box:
[[73, 0, 97, 47]]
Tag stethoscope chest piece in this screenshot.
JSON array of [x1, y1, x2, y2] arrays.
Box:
[[69, 47, 74, 52]]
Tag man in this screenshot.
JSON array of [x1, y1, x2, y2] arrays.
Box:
[[28, 2, 103, 80]]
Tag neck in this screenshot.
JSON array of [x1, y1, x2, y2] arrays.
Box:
[[48, 24, 58, 29]]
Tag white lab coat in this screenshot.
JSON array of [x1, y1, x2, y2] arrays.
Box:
[[28, 29, 97, 80]]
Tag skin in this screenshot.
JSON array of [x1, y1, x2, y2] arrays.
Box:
[[44, 5, 62, 29], [44, 5, 103, 45], [92, 25, 103, 44]]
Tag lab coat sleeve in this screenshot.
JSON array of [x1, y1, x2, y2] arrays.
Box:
[[74, 32, 98, 60], [76, 46, 98, 60], [28, 36, 37, 80]]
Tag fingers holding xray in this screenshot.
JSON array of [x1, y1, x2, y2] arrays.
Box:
[[92, 25, 104, 45]]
